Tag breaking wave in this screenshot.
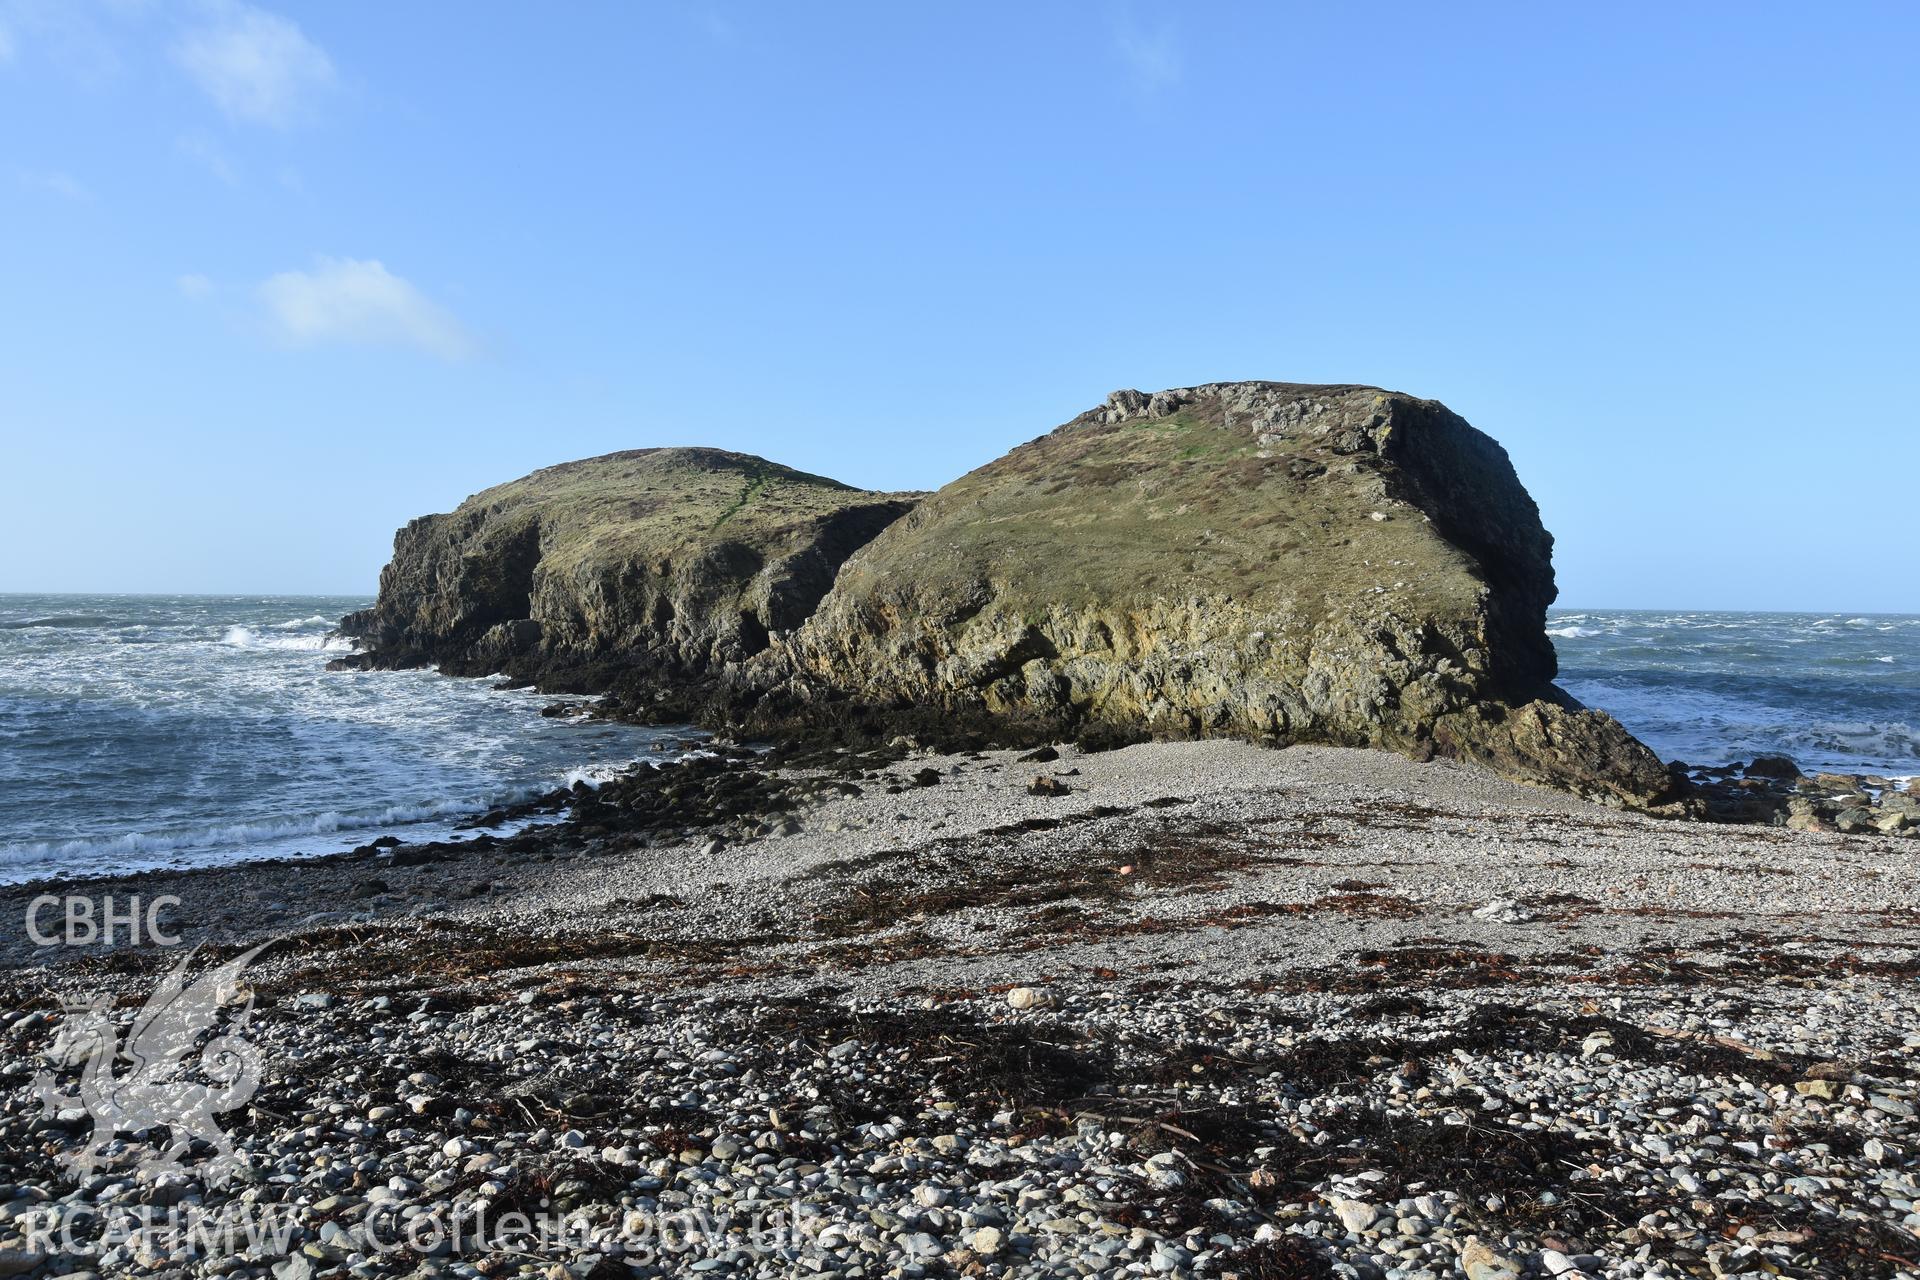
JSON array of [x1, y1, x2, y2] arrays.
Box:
[[221, 624, 356, 653]]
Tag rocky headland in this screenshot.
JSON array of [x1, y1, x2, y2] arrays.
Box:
[[336, 448, 917, 712], [339, 383, 1682, 813]]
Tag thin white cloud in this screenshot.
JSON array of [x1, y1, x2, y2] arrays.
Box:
[[690, 1, 735, 43], [177, 132, 240, 184], [177, 273, 214, 299], [258, 257, 476, 361], [0, 1, 127, 87], [17, 168, 89, 200], [172, 1, 334, 126], [1113, 15, 1181, 89]]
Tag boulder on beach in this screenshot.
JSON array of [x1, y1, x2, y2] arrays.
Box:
[[1744, 754, 1803, 780], [746, 382, 1681, 809], [339, 448, 918, 700]]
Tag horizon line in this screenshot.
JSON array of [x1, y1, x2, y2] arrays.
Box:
[[2, 590, 1916, 621]]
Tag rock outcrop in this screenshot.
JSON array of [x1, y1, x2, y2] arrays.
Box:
[[339, 448, 917, 705], [344, 385, 1685, 811], [742, 382, 1681, 809]]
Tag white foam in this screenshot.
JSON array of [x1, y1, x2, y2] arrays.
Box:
[[559, 762, 627, 789], [1546, 625, 1598, 639], [0, 795, 504, 865], [221, 625, 354, 652]]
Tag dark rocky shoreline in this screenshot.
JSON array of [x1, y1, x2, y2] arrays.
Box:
[[1684, 755, 1920, 836]]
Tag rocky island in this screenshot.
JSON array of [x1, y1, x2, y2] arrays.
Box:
[[341, 382, 1681, 812]]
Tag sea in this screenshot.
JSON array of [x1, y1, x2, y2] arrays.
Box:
[[0, 595, 687, 885], [1, 596, 1915, 883], [1549, 609, 1919, 779]]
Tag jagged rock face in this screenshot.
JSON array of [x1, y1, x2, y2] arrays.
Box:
[[341, 448, 917, 693], [760, 382, 1678, 809]]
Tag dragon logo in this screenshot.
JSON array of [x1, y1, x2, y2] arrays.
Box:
[[32, 943, 270, 1186]]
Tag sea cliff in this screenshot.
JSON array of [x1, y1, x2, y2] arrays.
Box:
[[338, 447, 917, 709]]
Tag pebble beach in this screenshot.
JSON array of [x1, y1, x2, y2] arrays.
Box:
[[4, 740, 1919, 1280]]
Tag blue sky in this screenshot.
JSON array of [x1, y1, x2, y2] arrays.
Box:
[[2, 3, 1914, 610]]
